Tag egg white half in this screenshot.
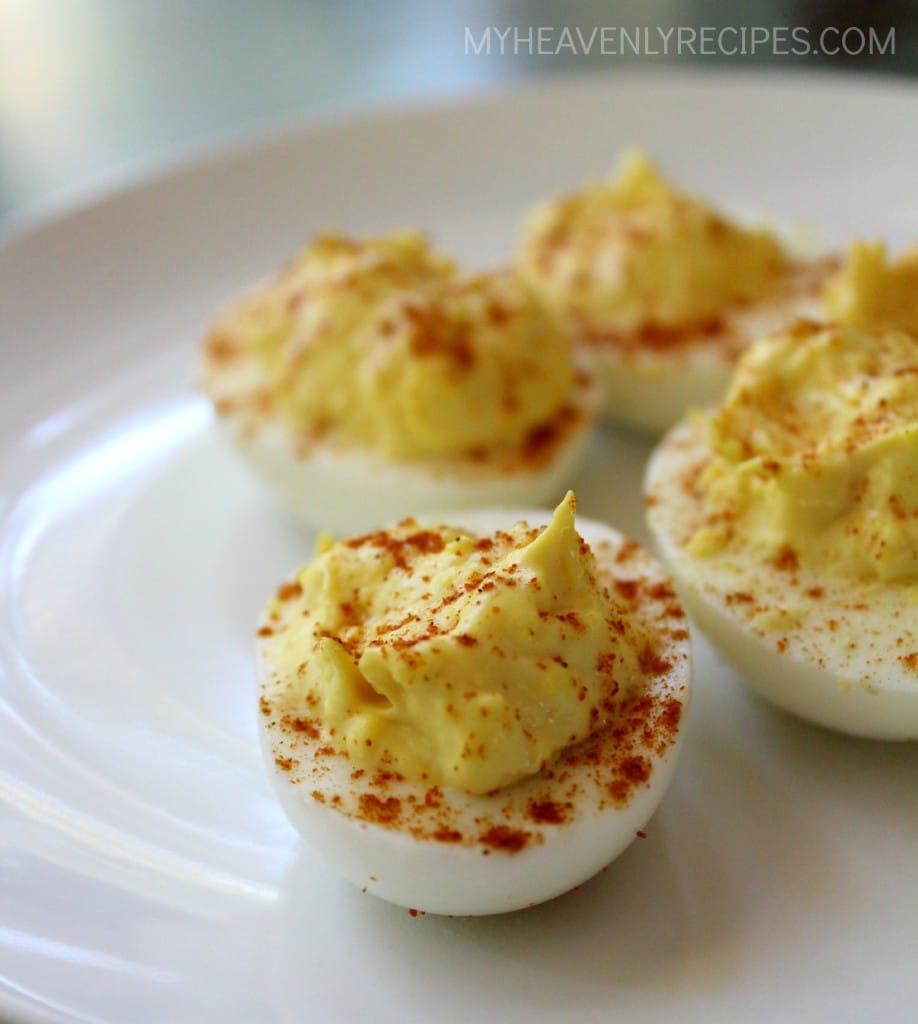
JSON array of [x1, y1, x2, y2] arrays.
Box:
[[588, 255, 836, 436], [645, 418, 918, 741], [257, 511, 692, 916], [201, 338, 598, 534]]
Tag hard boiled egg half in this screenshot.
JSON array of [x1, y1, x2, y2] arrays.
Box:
[[645, 320, 918, 740], [516, 150, 836, 435], [200, 232, 597, 533], [257, 493, 691, 915]]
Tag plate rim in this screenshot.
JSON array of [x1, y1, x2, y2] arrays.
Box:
[[2, 65, 918, 1024], [2, 64, 916, 252]]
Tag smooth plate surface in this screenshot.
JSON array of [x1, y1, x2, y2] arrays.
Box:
[[1, 71, 917, 1024]]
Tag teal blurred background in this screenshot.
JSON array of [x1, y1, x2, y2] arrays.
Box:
[[1, 0, 915, 231]]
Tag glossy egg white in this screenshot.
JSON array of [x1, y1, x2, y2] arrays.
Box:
[[257, 510, 692, 916], [201, 342, 598, 534], [591, 255, 835, 436], [645, 418, 918, 741]]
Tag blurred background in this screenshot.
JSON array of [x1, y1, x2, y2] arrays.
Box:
[[1, 0, 916, 232]]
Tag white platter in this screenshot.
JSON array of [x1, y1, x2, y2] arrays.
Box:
[[1, 70, 917, 1023]]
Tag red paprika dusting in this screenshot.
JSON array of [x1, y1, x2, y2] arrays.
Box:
[[358, 794, 402, 825], [614, 579, 639, 601], [620, 756, 651, 784], [526, 798, 569, 825], [638, 644, 672, 677], [288, 716, 319, 738], [404, 303, 476, 370], [557, 611, 584, 631], [261, 515, 689, 859], [479, 825, 532, 853], [516, 405, 581, 468], [203, 332, 242, 363], [773, 545, 800, 572], [344, 528, 445, 570], [432, 827, 463, 843], [276, 581, 303, 602], [580, 317, 727, 354]]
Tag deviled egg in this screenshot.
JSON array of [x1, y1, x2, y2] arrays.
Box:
[[824, 239, 918, 335], [201, 233, 596, 532], [516, 151, 836, 434], [645, 320, 918, 740], [257, 493, 691, 915]]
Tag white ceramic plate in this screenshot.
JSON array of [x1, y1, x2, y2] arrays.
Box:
[[2, 70, 917, 1024]]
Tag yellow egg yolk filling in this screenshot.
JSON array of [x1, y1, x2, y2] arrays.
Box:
[[208, 231, 576, 461], [824, 240, 918, 337], [516, 150, 788, 336], [264, 494, 644, 794], [689, 321, 918, 583]]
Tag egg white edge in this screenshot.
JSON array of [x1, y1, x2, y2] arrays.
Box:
[[202, 336, 602, 534], [256, 511, 693, 916], [584, 233, 835, 436], [644, 420, 918, 742], [222, 404, 597, 536]]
